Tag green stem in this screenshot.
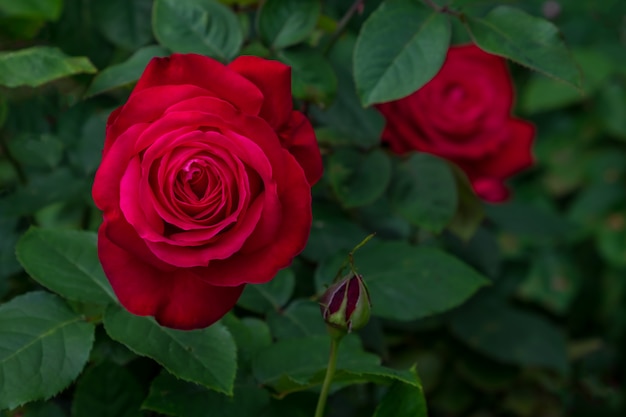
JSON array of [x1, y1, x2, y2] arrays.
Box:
[[314, 336, 341, 417]]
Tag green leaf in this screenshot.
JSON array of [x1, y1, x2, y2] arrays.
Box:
[[266, 299, 326, 340], [222, 315, 271, 369], [257, 0, 320, 49], [520, 49, 614, 114], [328, 148, 392, 208], [0, 218, 21, 283], [6, 133, 64, 169], [237, 268, 295, 314], [72, 362, 144, 417], [152, 0, 242, 62], [252, 335, 419, 395], [67, 111, 109, 174], [0, 292, 95, 410], [301, 201, 369, 263], [518, 251, 581, 314], [354, 0, 451, 106], [450, 294, 568, 373], [278, 46, 337, 107], [0, 0, 63, 20], [0, 46, 96, 88], [22, 402, 67, 417], [389, 153, 458, 233], [485, 202, 574, 241], [94, 0, 153, 50], [353, 241, 489, 321], [567, 182, 623, 229], [311, 35, 385, 149], [446, 164, 484, 241], [464, 5, 581, 88], [0, 168, 86, 217], [85, 45, 170, 97], [143, 371, 270, 417], [103, 305, 237, 394], [16, 228, 117, 305], [356, 197, 412, 240], [598, 81, 626, 140], [596, 212, 626, 267], [373, 376, 428, 417]]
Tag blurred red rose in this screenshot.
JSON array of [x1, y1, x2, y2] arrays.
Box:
[[92, 54, 322, 330], [376, 44, 535, 202]]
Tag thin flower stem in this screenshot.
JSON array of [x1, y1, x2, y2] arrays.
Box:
[[323, 0, 365, 55], [313, 337, 341, 417]]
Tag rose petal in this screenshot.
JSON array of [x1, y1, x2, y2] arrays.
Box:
[[104, 85, 211, 154], [229, 55, 292, 129], [279, 111, 323, 185], [134, 54, 264, 116], [99, 228, 244, 330], [196, 150, 312, 286], [467, 118, 535, 179], [472, 178, 510, 203]]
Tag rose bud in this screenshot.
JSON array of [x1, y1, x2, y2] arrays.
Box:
[[319, 273, 371, 334]]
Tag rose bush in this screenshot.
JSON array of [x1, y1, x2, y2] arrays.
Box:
[[376, 44, 535, 202], [92, 54, 322, 330]]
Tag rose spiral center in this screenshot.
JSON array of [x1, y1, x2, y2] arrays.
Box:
[[179, 159, 211, 200]]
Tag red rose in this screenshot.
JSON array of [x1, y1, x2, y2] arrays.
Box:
[[376, 44, 535, 202], [92, 54, 322, 330]]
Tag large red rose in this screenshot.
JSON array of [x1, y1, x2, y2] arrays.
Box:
[[92, 54, 322, 330], [376, 44, 535, 202]]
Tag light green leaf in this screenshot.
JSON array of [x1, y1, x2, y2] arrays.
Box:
[[390, 153, 458, 233], [0, 292, 95, 410], [354, 0, 451, 106], [72, 362, 144, 417], [237, 268, 295, 314], [0, 0, 63, 20], [152, 0, 242, 62], [0, 46, 96, 88], [85, 45, 170, 97], [464, 5, 581, 88], [16, 228, 117, 305], [257, 0, 320, 49], [328, 148, 392, 208], [103, 305, 237, 394]]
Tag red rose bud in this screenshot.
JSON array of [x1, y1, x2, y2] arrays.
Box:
[[319, 273, 371, 334]]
